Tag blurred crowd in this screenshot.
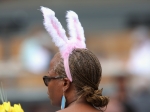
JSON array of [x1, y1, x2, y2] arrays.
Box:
[[0, 0, 150, 112]]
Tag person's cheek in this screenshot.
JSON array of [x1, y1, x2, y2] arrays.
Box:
[[48, 85, 52, 99]]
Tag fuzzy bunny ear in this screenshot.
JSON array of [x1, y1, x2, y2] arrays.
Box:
[[66, 11, 86, 48], [41, 6, 68, 51], [41, 7, 87, 82]]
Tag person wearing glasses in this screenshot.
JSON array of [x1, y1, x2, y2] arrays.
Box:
[[41, 7, 109, 112]]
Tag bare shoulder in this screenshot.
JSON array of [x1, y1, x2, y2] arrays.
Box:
[[56, 104, 102, 112], [56, 109, 66, 112], [56, 110, 64, 112]]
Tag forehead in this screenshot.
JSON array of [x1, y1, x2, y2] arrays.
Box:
[[49, 52, 61, 70]]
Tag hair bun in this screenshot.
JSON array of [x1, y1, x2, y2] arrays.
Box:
[[82, 86, 109, 108]]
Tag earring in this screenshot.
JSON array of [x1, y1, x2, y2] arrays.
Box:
[[61, 92, 66, 109]]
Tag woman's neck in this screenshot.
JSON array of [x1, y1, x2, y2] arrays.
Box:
[[66, 99, 77, 107], [66, 96, 88, 108]]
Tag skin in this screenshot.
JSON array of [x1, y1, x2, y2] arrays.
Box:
[[47, 53, 102, 112], [47, 53, 61, 106], [47, 53, 76, 106]]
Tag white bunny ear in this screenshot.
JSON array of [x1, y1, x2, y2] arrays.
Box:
[[41, 6, 68, 49], [66, 11, 86, 48]]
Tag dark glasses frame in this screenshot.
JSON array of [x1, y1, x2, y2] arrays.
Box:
[[43, 75, 66, 86]]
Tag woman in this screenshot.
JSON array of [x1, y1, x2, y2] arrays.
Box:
[[41, 7, 109, 112]]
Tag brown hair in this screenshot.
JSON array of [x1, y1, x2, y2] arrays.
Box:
[[55, 48, 109, 108]]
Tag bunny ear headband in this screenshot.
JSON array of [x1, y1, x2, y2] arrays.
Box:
[[41, 6, 86, 82]]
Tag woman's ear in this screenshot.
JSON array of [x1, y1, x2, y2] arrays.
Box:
[[62, 78, 71, 92]]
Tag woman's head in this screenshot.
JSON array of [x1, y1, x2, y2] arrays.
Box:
[[53, 48, 109, 108], [41, 7, 109, 109], [45, 53, 64, 106]]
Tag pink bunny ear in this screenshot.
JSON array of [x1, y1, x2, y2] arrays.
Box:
[[66, 11, 86, 48], [41, 7, 87, 82], [41, 6, 72, 82], [41, 6, 68, 51]]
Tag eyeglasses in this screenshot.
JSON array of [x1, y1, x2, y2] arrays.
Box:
[[43, 76, 66, 86]]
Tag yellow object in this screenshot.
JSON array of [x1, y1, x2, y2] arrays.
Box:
[[0, 102, 24, 112], [3, 102, 11, 112], [0, 105, 5, 112], [11, 104, 24, 112]]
